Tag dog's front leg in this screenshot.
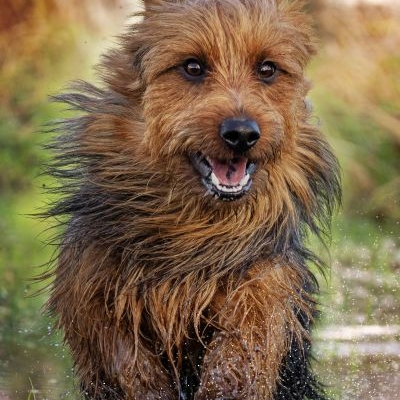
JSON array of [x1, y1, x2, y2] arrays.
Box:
[[113, 338, 177, 400], [195, 265, 306, 400], [74, 326, 177, 400], [194, 321, 284, 400]]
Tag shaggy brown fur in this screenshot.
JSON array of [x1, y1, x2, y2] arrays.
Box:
[[44, 0, 340, 399]]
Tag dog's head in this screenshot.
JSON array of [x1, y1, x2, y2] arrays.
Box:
[[133, 0, 312, 198], [138, 0, 314, 202], [103, 0, 333, 208], [57, 0, 339, 233]]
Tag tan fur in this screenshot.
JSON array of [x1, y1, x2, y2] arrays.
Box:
[[45, 1, 340, 399]]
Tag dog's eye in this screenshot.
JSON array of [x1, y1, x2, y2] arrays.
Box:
[[258, 61, 277, 82], [183, 59, 205, 79]]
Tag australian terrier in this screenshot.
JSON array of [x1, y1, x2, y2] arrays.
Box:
[[45, 0, 340, 399]]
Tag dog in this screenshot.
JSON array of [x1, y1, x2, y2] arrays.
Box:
[[45, 0, 340, 399]]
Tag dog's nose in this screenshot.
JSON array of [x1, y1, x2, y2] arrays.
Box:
[[219, 118, 260, 152]]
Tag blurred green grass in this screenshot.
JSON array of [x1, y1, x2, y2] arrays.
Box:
[[0, 5, 111, 395]]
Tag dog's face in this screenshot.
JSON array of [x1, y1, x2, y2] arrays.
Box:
[[111, 0, 316, 204]]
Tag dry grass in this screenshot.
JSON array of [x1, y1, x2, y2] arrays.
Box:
[[310, 0, 400, 219]]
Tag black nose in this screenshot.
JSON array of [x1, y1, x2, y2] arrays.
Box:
[[219, 118, 260, 152]]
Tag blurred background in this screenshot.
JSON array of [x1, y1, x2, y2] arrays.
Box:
[[0, 0, 399, 399]]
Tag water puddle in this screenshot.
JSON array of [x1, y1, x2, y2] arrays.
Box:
[[1, 323, 399, 399], [315, 325, 400, 400], [0, 326, 76, 400]]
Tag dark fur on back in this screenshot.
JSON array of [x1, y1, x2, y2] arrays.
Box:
[[44, 1, 340, 399]]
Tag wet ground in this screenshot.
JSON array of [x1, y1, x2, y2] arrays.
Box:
[[315, 326, 400, 400], [1, 323, 399, 400], [0, 328, 74, 399], [1, 237, 399, 399]]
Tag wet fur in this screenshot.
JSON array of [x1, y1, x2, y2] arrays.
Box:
[[44, 0, 340, 399]]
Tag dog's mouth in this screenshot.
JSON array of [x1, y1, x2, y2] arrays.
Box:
[[190, 153, 256, 201]]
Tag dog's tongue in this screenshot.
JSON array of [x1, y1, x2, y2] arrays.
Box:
[[207, 157, 247, 186]]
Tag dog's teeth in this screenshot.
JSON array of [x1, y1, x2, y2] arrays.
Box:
[[211, 172, 220, 187], [210, 172, 248, 195], [239, 174, 250, 187], [222, 184, 243, 193]]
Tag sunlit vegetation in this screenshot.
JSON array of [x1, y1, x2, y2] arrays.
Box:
[[309, 0, 400, 220]]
